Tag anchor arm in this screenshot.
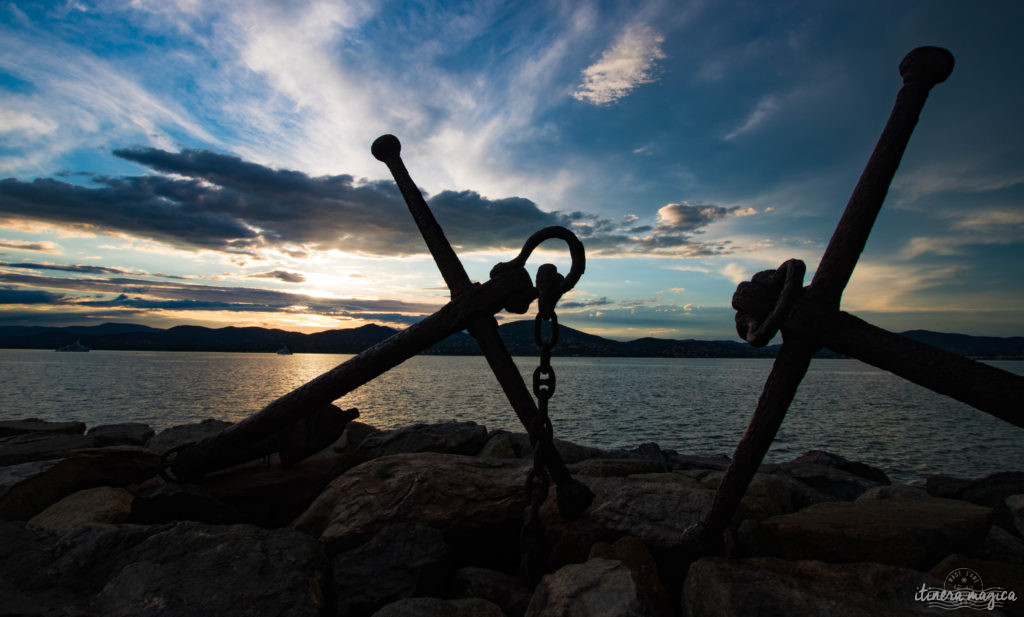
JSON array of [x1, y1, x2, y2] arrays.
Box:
[[168, 265, 535, 479], [372, 134, 590, 505]]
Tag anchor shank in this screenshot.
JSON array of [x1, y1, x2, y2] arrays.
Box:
[[700, 335, 820, 539], [170, 266, 533, 479], [809, 47, 954, 309]]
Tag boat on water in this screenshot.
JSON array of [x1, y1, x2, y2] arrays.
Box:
[[56, 340, 90, 352], [275, 345, 292, 355]]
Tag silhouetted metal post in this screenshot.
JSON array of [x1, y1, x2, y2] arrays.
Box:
[[680, 47, 1024, 554]]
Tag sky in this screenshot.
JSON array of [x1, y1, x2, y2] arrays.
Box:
[[1, 1, 1022, 342]]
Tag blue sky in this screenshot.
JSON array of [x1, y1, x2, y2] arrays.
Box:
[[1, 1, 1022, 341]]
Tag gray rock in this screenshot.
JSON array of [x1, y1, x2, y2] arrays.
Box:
[[330, 522, 453, 617], [28, 486, 133, 530], [736, 496, 993, 570], [541, 475, 713, 553], [927, 471, 1024, 508], [86, 423, 155, 447], [855, 483, 930, 501], [666, 453, 731, 472], [454, 567, 533, 617], [1008, 494, 1024, 537], [372, 597, 506, 617], [1, 521, 327, 617], [0, 446, 159, 520], [0, 418, 85, 437], [698, 471, 805, 522], [685, 557, 950, 617], [0, 432, 99, 466], [766, 451, 889, 501], [589, 536, 670, 617], [146, 418, 233, 453], [477, 431, 524, 459], [294, 452, 531, 561], [570, 458, 667, 478], [977, 523, 1024, 565], [355, 421, 489, 460], [525, 558, 653, 617]]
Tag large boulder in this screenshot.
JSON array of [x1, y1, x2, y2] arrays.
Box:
[[540, 474, 713, 556], [765, 450, 889, 501], [294, 452, 531, 565], [86, 423, 155, 447], [736, 497, 993, 570], [525, 558, 654, 617], [684, 557, 951, 617], [328, 522, 453, 617], [28, 486, 134, 530], [0, 446, 160, 520], [146, 418, 233, 453], [354, 421, 488, 460], [927, 472, 1024, 508], [1, 521, 327, 617]]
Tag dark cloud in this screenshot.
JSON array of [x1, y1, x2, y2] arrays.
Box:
[[0, 261, 134, 275], [0, 148, 746, 258], [0, 239, 57, 252], [0, 272, 440, 321], [559, 296, 613, 309], [248, 270, 306, 283], [0, 288, 66, 304]]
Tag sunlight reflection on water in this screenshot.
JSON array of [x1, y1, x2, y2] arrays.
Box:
[[1, 350, 1021, 483]]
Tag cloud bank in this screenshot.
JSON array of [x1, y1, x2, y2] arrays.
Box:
[[0, 148, 751, 259]]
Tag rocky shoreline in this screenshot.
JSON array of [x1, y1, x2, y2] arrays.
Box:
[[2, 416, 1022, 617]]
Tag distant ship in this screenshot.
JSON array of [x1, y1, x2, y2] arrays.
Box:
[[56, 340, 90, 352], [275, 345, 293, 355]]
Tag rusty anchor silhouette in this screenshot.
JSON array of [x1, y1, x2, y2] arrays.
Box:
[[682, 46, 1024, 555], [165, 135, 593, 519]]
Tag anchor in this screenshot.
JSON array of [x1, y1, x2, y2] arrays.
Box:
[[166, 135, 593, 519], [683, 46, 1024, 554]]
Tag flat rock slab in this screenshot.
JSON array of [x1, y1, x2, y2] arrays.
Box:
[[0, 432, 99, 466], [371, 597, 506, 617], [294, 452, 531, 555], [355, 421, 488, 460], [685, 557, 954, 617], [0, 446, 159, 520], [2, 521, 327, 617], [0, 418, 86, 437], [737, 497, 992, 570], [526, 558, 652, 617], [86, 423, 155, 447]]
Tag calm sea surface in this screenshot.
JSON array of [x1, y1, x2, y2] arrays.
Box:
[[1, 350, 1021, 483]]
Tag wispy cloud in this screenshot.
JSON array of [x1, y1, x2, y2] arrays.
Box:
[[0, 239, 59, 253], [724, 95, 780, 141], [249, 270, 306, 283], [572, 24, 666, 105]]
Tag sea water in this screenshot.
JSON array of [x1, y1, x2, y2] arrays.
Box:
[[1, 350, 1021, 483]]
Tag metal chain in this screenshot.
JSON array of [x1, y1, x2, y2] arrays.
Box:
[[520, 264, 564, 582]]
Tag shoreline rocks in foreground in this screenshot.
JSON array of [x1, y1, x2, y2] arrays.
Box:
[[1, 416, 1022, 617]]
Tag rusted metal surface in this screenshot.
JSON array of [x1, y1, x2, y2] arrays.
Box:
[[373, 135, 593, 519], [684, 46, 1023, 555], [169, 264, 536, 479]]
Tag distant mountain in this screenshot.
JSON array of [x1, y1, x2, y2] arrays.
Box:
[[0, 321, 1020, 359]]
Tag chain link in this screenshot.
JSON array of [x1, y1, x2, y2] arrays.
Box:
[[520, 266, 564, 583]]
